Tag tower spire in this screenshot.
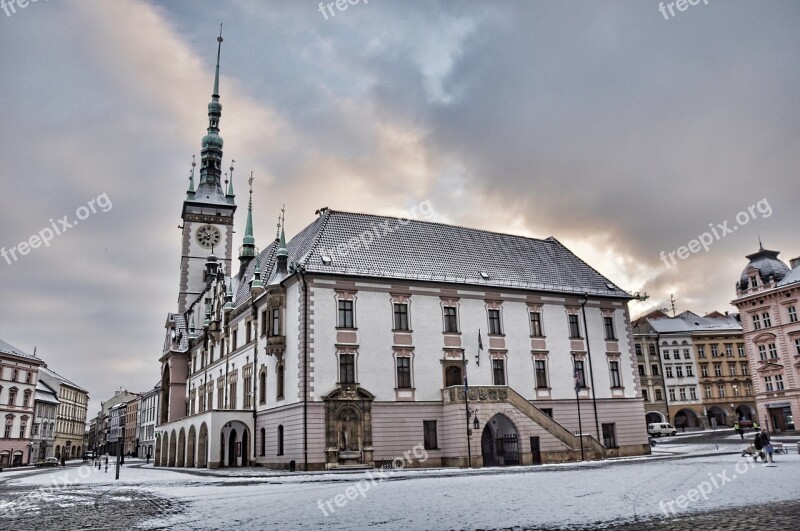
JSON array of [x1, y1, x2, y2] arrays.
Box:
[[187, 155, 196, 196], [276, 204, 288, 274], [227, 159, 236, 198], [238, 172, 257, 277], [195, 28, 226, 202]]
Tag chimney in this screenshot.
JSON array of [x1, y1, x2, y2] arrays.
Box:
[[790, 257, 800, 269]]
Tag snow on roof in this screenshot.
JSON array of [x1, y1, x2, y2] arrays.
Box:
[[648, 311, 742, 334], [0, 338, 39, 361], [40, 365, 88, 393]]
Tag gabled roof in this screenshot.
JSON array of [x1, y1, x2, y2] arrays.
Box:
[[234, 210, 630, 304], [0, 338, 40, 362], [648, 311, 742, 334], [35, 380, 60, 404], [40, 366, 88, 394]]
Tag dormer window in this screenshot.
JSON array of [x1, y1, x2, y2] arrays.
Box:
[[321, 255, 332, 265], [750, 275, 758, 287]]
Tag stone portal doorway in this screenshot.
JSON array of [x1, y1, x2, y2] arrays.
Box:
[[480, 413, 520, 467], [323, 385, 375, 468]]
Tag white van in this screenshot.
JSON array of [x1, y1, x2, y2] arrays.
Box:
[[647, 423, 677, 437]]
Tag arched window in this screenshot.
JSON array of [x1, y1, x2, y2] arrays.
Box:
[[4, 415, 13, 439], [276, 364, 285, 400], [277, 425, 284, 456], [8, 388, 18, 407], [260, 428, 266, 456], [259, 371, 267, 404], [23, 390, 32, 408], [19, 416, 28, 439]]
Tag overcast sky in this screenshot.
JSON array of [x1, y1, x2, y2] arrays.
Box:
[[1, 0, 798, 415]]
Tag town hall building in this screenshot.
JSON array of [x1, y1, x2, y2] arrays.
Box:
[[155, 35, 650, 470]]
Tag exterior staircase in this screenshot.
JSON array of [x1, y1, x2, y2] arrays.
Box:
[[443, 385, 606, 460]]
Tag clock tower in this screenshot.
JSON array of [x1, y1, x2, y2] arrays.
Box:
[[178, 31, 236, 313]]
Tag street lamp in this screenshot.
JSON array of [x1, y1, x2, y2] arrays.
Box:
[[473, 411, 480, 431], [27, 441, 34, 466]]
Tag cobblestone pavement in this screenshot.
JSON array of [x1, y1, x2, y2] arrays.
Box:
[[533, 499, 800, 530], [0, 469, 181, 531]]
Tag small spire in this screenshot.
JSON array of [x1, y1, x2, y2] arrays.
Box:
[[277, 204, 288, 258], [758, 234, 764, 251], [223, 281, 234, 312], [188, 155, 196, 194], [227, 159, 236, 197], [250, 255, 264, 293]]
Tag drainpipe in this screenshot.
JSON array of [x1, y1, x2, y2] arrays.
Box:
[[581, 294, 601, 443], [298, 269, 309, 471], [655, 332, 670, 423], [251, 301, 258, 467]]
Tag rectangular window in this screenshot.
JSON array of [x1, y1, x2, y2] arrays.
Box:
[[638, 364, 646, 376], [574, 360, 586, 388], [393, 303, 409, 331], [488, 309, 502, 335], [737, 344, 745, 357], [231, 329, 238, 351], [762, 312, 771, 327], [795, 338, 800, 355], [602, 423, 617, 448], [675, 366, 683, 378], [725, 344, 733, 357], [752, 314, 761, 330], [423, 420, 438, 450], [651, 364, 659, 376], [679, 388, 686, 400], [245, 320, 252, 343], [665, 366, 673, 378], [655, 388, 663, 401], [229, 382, 237, 409], [492, 359, 506, 386], [396, 357, 411, 389], [530, 312, 544, 337], [668, 388, 676, 401], [568, 315, 581, 338], [649, 344, 657, 357], [243, 376, 252, 408], [642, 389, 649, 401], [443, 306, 458, 333], [741, 363, 749, 376], [717, 384, 725, 398], [745, 384, 752, 396], [789, 306, 798, 323], [686, 365, 694, 377], [635, 344, 642, 357], [683, 349, 690, 359], [535, 360, 548, 388], [764, 376, 773, 391], [338, 300, 355, 328], [340, 354, 356, 384], [711, 345, 719, 358], [714, 364, 722, 377], [603, 316, 616, 340], [768, 343, 778, 359], [689, 387, 697, 400], [758, 344, 767, 360], [728, 363, 736, 376], [697, 346, 705, 358], [775, 375, 785, 391], [609, 361, 621, 388], [261, 309, 268, 335], [664, 351, 670, 360], [271, 308, 281, 336]]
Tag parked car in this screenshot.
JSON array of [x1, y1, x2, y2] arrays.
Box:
[[83, 451, 96, 460], [738, 419, 754, 428], [35, 457, 60, 467], [648, 437, 657, 447], [647, 422, 677, 437]]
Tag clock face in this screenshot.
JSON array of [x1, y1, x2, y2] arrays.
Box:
[[196, 225, 221, 249]]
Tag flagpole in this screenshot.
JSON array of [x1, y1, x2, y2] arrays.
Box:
[[462, 347, 472, 468]]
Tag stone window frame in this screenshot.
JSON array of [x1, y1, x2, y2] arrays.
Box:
[[336, 347, 358, 385], [606, 352, 624, 390], [335, 290, 358, 330], [565, 306, 583, 339], [528, 303, 546, 338], [532, 351, 551, 391], [390, 293, 413, 332], [440, 297, 461, 334], [485, 300, 504, 337], [392, 349, 415, 390]]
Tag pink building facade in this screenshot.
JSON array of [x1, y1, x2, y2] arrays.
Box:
[[732, 246, 800, 433], [0, 339, 43, 467]]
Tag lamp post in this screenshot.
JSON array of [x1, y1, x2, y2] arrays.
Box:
[[27, 441, 34, 466]]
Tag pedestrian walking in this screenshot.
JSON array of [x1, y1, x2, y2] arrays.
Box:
[[760, 429, 774, 463], [60, 453, 66, 469], [146, 451, 151, 464], [733, 422, 744, 439], [753, 432, 764, 462], [104, 453, 109, 473]]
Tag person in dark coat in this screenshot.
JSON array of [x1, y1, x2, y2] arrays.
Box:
[[753, 432, 764, 462], [760, 430, 774, 463], [60, 453, 66, 468]]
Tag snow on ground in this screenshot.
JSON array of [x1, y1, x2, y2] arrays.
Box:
[[6, 451, 800, 530]]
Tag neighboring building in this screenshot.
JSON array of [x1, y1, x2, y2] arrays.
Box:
[[108, 403, 124, 456], [93, 390, 138, 455], [87, 417, 98, 454], [124, 397, 140, 456], [31, 379, 59, 464], [38, 366, 89, 460], [732, 245, 800, 433], [632, 311, 669, 425], [137, 384, 159, 459], [633, 310, 754, 430], [0, 339, 43, 467], [154, 35, 649, 470]]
